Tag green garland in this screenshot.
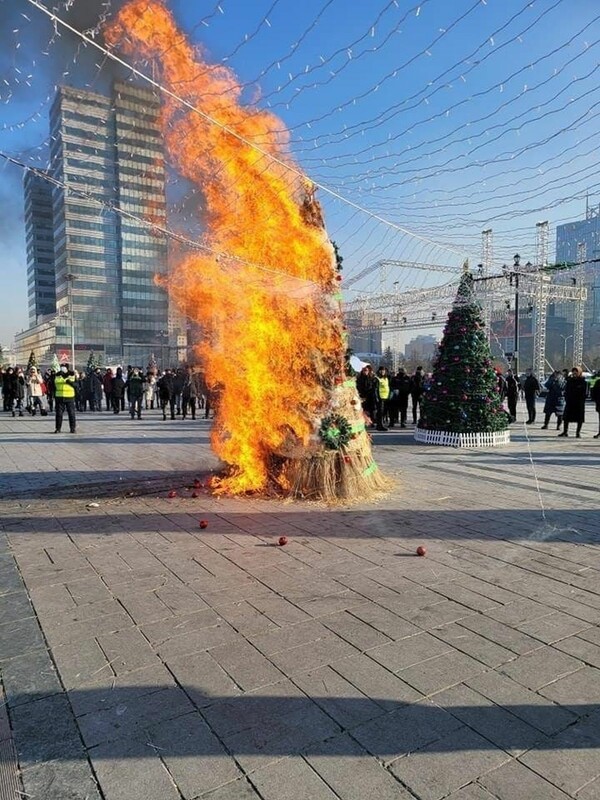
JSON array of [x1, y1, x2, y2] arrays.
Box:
[[319, 413, 352, 450]]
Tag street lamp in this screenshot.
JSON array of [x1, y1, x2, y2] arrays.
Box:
[[560, 334, 573, 366], [65, 273, 77, 369], [512, 254, 520, 375]]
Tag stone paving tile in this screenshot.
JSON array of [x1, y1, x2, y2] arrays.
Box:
[[3, 413, 600, 800], [432, 622, 516, 668], [303, 732, 415, 800], [89, 737, 180, 800], [554, 633, 600, 668], [1, 647, 62, 707], [368, 631, 452, 673], [398, 649, 487, 696], [21, 757, 103, 800], [434, 683, 549, 756], [251, 756, 339, 800], [96, 627, 162, 675], [478, 759, 572, 800], [77, 685, 194, 748], [498, 646, 584, 690], [351, 699, 463, 764], [68, 662, 177, 718], [577, 775, 600, 800], [458, 614, 546, 656], [389, 726, 511, 800], [208, 638, 285, 690], [520, 710, 600, 796], [332, 653, 424, 710], [538, 665, 600, 710], [10, 693, 84, 766], [168, 650, 242, 707], [465, 671, 577, 735], [516, 611, 592, 644], [292, 664, 385, 729], [147, 712, 242, 798]]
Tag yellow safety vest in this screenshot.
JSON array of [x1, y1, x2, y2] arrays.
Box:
[[377, 376, 390, 400], [54, 374, 76, 399]]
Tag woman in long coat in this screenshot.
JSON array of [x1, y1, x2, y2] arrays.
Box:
[[559, 366, 587, 438], [542, 370, 566, 430], [591, 377, 600, 439]]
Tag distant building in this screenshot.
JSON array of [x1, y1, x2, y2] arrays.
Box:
[[345, 310, 383, 358], [24, 171, 56, 323], [404, 334, 437, 363], [554, 201, 600, 366], [15, 82, 184, 368]]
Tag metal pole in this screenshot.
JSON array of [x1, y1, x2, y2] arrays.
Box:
[[513, 273, 519, 376], [68, 277, 75, 368]]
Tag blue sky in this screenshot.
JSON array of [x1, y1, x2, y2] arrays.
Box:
[[1, 0, 599, 344]]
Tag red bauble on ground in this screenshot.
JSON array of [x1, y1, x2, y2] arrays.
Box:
[[278, 536, 288, 546], [416, 545, 427, 557], [167, 490, 177, 498], [199, 520, 208, 529], [193, 478, 202, 488], [191, 491, 199, 498]]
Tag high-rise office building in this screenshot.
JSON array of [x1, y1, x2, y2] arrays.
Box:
[[24, 171, 56, 324], [554, 202, 600, 363], [16, 81, 178, 368]]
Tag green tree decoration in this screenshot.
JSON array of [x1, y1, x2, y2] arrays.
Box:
[[51, 353, 61, 372], [26, 350, 37, 371], [86, 350, 101, 371], [419, 272, 510, 434]]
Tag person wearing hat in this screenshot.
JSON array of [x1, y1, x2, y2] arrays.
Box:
[[53, 364, 77, 433]]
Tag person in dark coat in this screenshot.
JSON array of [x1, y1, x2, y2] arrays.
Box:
[[541, 370, 566, 430], [410, 366, 425, 424], [559, 366, 587, 438], [103, 368, 113, 411], [591, 375, 600, 439], [391, 367, 412, 428], [523, 369, 541, 424], [505, 370, 520, 423], [157, 369, 175, 420], [125, 367, 145, 419], [111, 367, 126, 414], [173, 368, 185, 416], [356, 365, 376, 426], [182, 366, 200, 420]]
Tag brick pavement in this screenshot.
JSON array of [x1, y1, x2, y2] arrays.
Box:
[[0, 403, 599, 800]]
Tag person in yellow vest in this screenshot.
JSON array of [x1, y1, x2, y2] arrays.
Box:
[[53, 364, 77, 434], [375, 365, 391, 431]]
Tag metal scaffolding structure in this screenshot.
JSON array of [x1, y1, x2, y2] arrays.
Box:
[[345, 268, 587, 375]]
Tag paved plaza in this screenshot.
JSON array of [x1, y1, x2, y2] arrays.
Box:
[[1, 404, 599, 800]]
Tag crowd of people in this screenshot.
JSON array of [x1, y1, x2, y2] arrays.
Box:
[[2, 360, 599, 439], [355, 363, 600, 439], [0, 364, 216, 433]]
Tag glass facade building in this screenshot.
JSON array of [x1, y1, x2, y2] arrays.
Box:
[[554, 204, 600, 362], [24, 171, 56, 324], [17, 82, 174, 368]]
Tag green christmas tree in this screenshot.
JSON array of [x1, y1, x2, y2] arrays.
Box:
[[420, 272, 509, 434], [50, 353, 60, 372], [86, 350, 102, 371], [26, 350, 37, 371]]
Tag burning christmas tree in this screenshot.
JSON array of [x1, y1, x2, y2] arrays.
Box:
[[105, 1, 387, 501], [417, 270, 510, 446]]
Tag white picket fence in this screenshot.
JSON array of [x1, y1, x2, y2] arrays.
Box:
[[414, 427, 511, 448]]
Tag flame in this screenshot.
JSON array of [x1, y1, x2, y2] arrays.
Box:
[[105, 1, 344, 493]]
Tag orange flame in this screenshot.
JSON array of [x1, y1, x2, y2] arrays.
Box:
[[105, 1, 344, 493]]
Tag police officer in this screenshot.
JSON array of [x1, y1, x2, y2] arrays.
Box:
[[53, 364, 77, 434]]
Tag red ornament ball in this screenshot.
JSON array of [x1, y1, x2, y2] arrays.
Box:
[[193, 478, 202, 488], [278, 536, 288, 546], [336, 274, 342, 281], [416, 546, 427, 557], [191, 491, 199, 498], [199, 520, 208, 529], [167, 490, 177, 499], [344, 455, 351, 464]]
